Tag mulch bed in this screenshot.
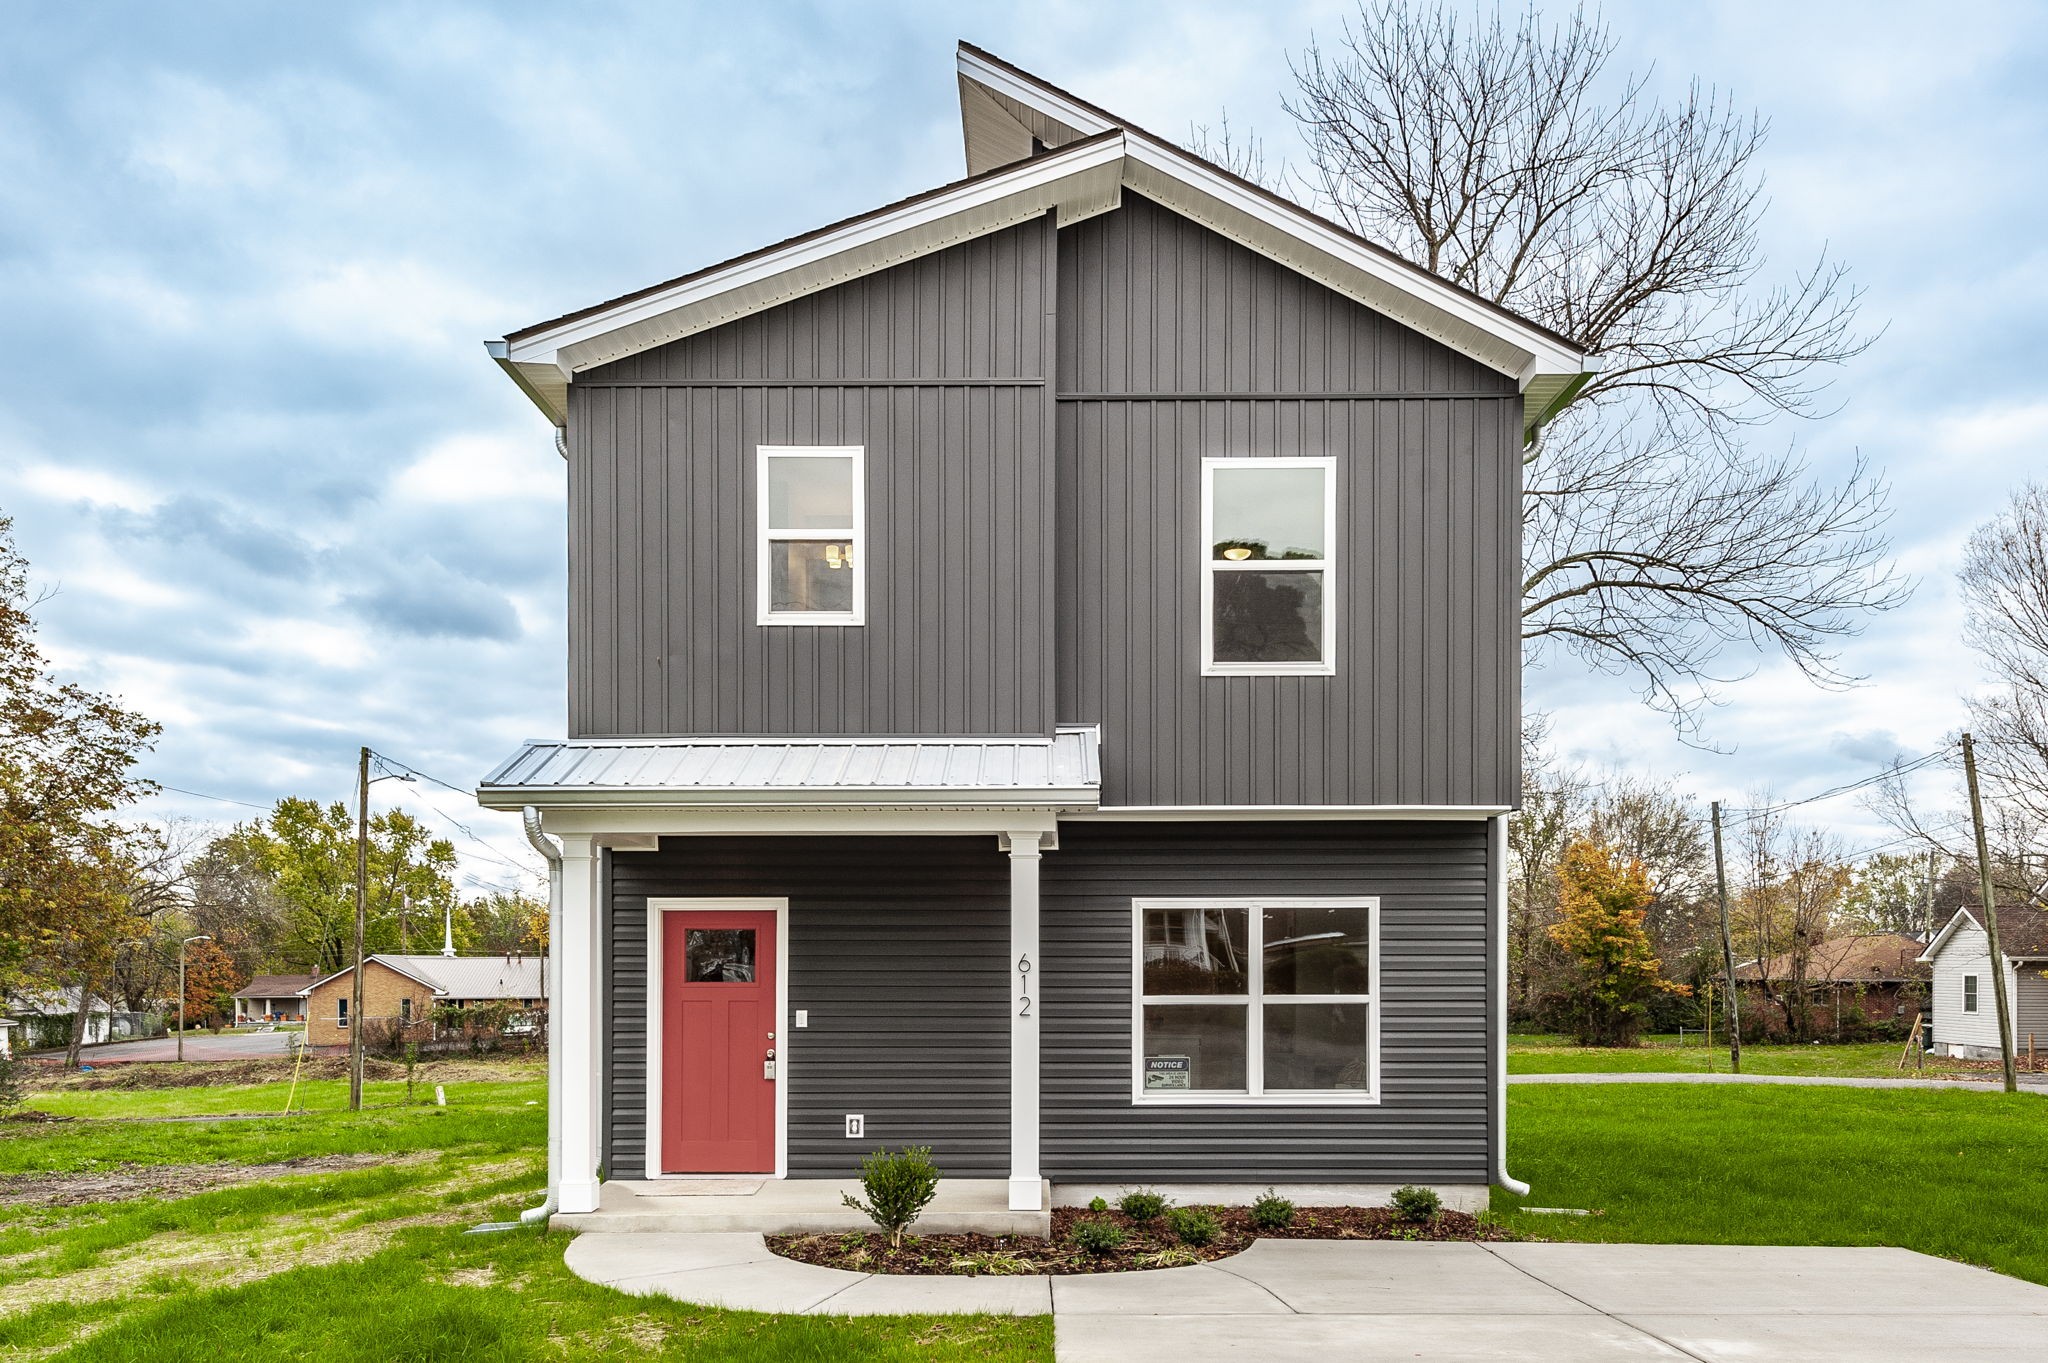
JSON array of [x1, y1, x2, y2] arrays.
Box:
[[769, 1205, 1518, 1276]]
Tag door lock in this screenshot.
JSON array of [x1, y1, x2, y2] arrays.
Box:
[[764, 1047, 777, 1081]]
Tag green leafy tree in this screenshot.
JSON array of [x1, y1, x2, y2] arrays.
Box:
[[1548, 838, 1688, 1046], [464, 890, 548, 955], [235, 800, 461, 973]]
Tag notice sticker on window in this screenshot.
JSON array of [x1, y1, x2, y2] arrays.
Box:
[[1144, 1055, 1192, 1091]]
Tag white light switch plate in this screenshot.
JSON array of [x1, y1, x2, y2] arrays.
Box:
[[844, 1114, 864, 1139]]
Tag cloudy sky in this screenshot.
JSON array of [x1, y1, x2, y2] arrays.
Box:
[[2, 1, 2041, 890]]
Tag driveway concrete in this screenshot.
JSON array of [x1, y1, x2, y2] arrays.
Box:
[[50, 1030, 296, 1064], [563, 1233, 2048, 1360]]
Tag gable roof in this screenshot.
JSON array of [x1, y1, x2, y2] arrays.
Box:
[[1919, 904, 2048, 963], [300, 954, 545, 1000], [491, 46, 1595, 438], [1731, 933, 1929, 984], [232, 974, 316, 1000]]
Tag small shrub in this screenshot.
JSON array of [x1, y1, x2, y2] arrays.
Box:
[[1117, 1188, 1167, 1221], [1165, 1205, 1221, 1247], [1139, 1246, 1200, 1269], [840, 1145, 941, 1249], [1086, 1195, 1109, 1213], [1389, 1185, 1441, 1223], [1070, 1218, 1129, 1257], [1250, 1189, 1295, 1230]]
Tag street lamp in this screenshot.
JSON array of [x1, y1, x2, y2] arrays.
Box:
[[178, 935, 211, 1063]]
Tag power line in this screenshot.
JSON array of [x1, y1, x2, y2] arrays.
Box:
[[368, 749, 544, 885], [154, 783, 271, 812], [1723, 744, 1953, 826]]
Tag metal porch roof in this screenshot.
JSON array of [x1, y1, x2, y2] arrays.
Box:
[[476, 727, 1101, 810]]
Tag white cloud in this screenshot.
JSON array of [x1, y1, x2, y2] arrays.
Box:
[[389, 431, 562, 506], [9, 462, 160, 511]]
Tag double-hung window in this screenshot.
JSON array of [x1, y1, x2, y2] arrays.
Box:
[[1201, 457, 1336, 675], [1133, 897, 1378, 1103], [1963, 974, 1979, 1012], [758, 446, 864, 625]]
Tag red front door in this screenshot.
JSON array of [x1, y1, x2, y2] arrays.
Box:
[[664, 910, 777, 1173]]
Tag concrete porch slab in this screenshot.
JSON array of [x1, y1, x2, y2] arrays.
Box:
[[553, 1176, 1052, 1237]]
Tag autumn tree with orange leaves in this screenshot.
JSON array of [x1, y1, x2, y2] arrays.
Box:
[[1548, 838, 1690, 1046]]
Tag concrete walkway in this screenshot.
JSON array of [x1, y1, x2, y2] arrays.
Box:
[[1512, 1070, 2048, 1092], [564, 1233, 2048, 1360]]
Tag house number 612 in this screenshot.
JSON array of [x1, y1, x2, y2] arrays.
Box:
[[1017, 953, 1033, 1019]]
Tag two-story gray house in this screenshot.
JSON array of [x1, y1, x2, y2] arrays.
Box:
[[478, 44, 1594, 1226]]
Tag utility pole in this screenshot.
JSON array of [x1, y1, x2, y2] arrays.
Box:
[[1711, 801, 1742, 1074], [1961, 733, 2018, 1094], [177, 934, 210, 1063], [350, 746, 369, 1112], [1924, 849, 1937, 939]]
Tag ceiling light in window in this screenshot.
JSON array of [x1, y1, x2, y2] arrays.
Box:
[[1222, 546, 1253, 561]]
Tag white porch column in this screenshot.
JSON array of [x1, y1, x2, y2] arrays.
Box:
[[1006, 830, 1044, 1212], [558, 834, 603, 1215]]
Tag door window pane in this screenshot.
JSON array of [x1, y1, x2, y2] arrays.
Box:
[[686, 929, 756, 983], [1211, 466, 1326, 560], [1213, 571, 1323, 663], [769, 540, 856, 613], [766, 455, 853, 528], [1142, 906, 1249, 994], [1142, 1004, 1248, 1092], [1263, 906, 1372, 995], [1263, 1002, 1372, 1090]]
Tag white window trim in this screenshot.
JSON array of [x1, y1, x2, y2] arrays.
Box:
[[644, 898, 790, 1180], [1963, 974, 1979, 1012], [1130, 895, 1380, 1106], [1199, 456, 1337, 677], [757, 445, 865, 626]]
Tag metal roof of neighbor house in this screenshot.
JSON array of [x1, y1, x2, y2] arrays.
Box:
[[299, 955, 544, 1001], [490, 47, 1595, 436], [476, 727, 1101, 810], [232, 974, 317, 1000]]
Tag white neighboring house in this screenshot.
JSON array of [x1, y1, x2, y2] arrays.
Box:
[[1918, 905, 2048, 1059]]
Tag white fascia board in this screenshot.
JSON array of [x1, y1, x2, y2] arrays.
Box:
[[1119, 137, 1588, 386], [536, 806, 1065, 838], [503, 135, 1126, 373], [479, 786, 1100, 812], [1919, 908, 1982, 963], [958, 47, 1115, 141]]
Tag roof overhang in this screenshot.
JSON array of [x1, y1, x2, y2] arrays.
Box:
[[477, 728, 1103, 816], [1918, 908, 1982, 963], [300, 958, 448, 997], [489, 49, 1596, 439]]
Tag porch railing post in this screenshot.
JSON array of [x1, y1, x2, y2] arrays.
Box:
[[1005, 830, 1044, 1213]]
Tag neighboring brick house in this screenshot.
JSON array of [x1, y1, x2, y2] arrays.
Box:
[[302, 954, 545, 1047], [1730, 932, 1931, 1032]]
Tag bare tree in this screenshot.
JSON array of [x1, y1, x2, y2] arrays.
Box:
[[1211, 2, 1904, 727], [1960, 482, 2048, 831], [1506, 716, 1587, 1012]]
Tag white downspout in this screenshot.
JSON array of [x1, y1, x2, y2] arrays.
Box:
[[1491, 813, 1529, 1196], [521, 806, 563, 1225]]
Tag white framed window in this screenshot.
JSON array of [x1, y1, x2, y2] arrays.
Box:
[[1963, 974, 1979, 1012], [1131, 896, 1379, 1105], [757, 446, 864, 626], [1200, 456, 1336, 675], [336, 996, 349, 1028]]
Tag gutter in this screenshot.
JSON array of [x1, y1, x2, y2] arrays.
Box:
[[484, 807, 562, 1231], [1491, 813, 1530, 1197]]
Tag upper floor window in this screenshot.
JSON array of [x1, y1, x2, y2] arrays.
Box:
[[1201, 457, 1335, 675], [1963, 974, 1979, 1012], [758, 446, 864, 625]]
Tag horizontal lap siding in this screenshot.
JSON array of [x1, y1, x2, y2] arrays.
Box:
[[568, 215, 1056, 739], [1055, 194, 1520, 808], [1042, 821, 1493, 1184], [607, 837, 1010, 1178]]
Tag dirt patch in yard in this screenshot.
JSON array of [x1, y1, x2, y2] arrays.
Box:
[[771, 1205, 1519, 1275], [30, 1054, 542, 1093], [0, 1152, 417, 1207]]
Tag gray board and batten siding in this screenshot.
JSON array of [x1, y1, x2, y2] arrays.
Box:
[[563, 190, 1521, 810], [1054, 193, 1523, 810], [601, 821, 1496, 1186], [566, 214, 1059, 740]]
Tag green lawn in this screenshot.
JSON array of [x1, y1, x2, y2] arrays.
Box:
[[1, 1077, 1049, 1361], [1507, 1033, 1982, 1079], [1495, 1083, 2048, 1284]]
